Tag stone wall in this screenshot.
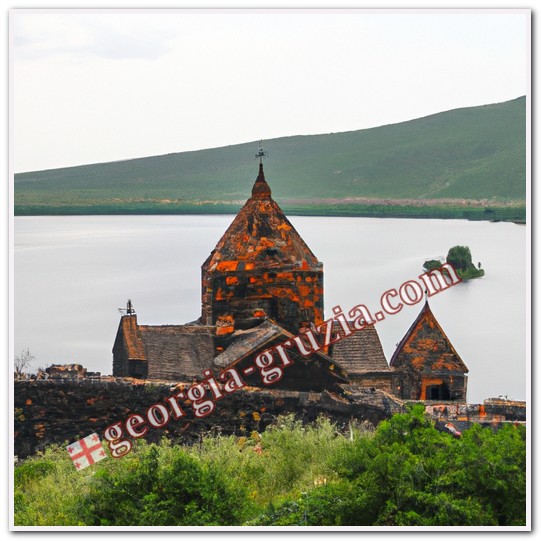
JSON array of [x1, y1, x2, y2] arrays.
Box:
[[14, 380, 526, 459], [204, 269, 324, 334], [423, 399, 526, 423], [14, 380, 402, 459], [350, 373, 394, 393]]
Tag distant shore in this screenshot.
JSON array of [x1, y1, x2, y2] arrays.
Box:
[[14, 198, 526, 222]]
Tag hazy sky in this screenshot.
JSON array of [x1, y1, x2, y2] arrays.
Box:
[[11, 9, 529, 173]]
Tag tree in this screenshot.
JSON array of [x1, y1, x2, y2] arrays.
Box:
[[15, 348, 35, 378], [446, 245, 485, 280], [423, 259, 442, 272], [446, 245, 474, 272]]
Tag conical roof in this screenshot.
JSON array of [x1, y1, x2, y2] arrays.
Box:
[[203, 164, 320, 271]]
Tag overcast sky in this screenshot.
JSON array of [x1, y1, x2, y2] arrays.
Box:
[[11, 9, 529, 173]]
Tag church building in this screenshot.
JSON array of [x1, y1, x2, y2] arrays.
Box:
[[201, 161, 323, 335], [112, 147, 468, 401], [390, 300, 469, 401]]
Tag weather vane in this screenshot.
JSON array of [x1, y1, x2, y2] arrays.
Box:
[[118, 299, 135, 315], [255, 140, 268, 164]]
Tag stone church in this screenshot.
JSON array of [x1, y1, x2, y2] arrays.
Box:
[[113, 153, 468, 401]]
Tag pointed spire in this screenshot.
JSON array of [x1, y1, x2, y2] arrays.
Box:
[[252, 142, 271, 198], [251, 162, 272, 198]]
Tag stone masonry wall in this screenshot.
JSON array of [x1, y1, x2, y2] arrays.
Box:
[[14, 380, 526, 459], [14, 380, 402, 459]]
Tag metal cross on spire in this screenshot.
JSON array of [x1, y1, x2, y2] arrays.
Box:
[[118, 299, 135, 315], [255, 140, 268, 164]]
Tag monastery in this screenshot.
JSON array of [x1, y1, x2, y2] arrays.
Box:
[[113, 150, 469, 402]]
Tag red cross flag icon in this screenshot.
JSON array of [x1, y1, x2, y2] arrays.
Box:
[[66, 433, 107, 471]]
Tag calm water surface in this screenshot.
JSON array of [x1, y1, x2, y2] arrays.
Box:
[[14, 215, 527, 403]]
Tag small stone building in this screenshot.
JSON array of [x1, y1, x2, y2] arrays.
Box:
[[113, 315, 215, 380], [390, 301, 469, 401]]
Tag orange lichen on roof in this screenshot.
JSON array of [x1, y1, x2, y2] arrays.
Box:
[[216, 314, 235, 326], [432, 353, 460, 371], [390, 301, 468, 374], [416, 338, 440, 351], [251, 164, 272, 198], [119, 315, 146, 360], [411, 356, 425, 370], [201, 164, 320, 272]]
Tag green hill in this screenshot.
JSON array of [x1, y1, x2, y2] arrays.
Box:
[[14, 96, 526, 220]]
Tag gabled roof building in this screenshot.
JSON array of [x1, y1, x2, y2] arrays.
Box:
[[113, 315, 215, 380], [390, 301, 469, 401], [330, 323, 394, 392], [213, 319, 347, 392], [112, 151, 468, 401]]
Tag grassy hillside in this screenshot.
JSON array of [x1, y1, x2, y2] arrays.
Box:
[[14, 96, 526, 218]]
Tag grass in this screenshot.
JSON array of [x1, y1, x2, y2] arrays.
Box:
[[14, 415, 354, 526], [14, 97, 526, 217], [13, 409, 526, 527], [14, 201, 526, 222]]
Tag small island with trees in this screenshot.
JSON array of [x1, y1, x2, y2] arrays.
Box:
[[424, 245, 485, 281]]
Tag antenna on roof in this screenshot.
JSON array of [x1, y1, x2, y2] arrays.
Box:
[[118, 299, 135, 315], [255, 140, 268, 164]]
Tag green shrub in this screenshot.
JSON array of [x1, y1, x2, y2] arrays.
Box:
[[249, 405, 526, 526], [423, 259, 443, 272], [246, 482, 356, 526], [81, 442, 249, 526], [14, 439, 249, 526], [194, 415, 348, 507], [13, 410, 526, 527], [14, 445, 89, 526]]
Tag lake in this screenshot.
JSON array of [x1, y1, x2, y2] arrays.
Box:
[[14, 215, 528, 404]]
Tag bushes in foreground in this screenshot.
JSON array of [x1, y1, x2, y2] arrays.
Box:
[[14, 406, 526, 526], [249, 405, 526, 526]]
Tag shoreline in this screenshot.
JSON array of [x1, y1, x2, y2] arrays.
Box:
[[14, 204, 527, 223]]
